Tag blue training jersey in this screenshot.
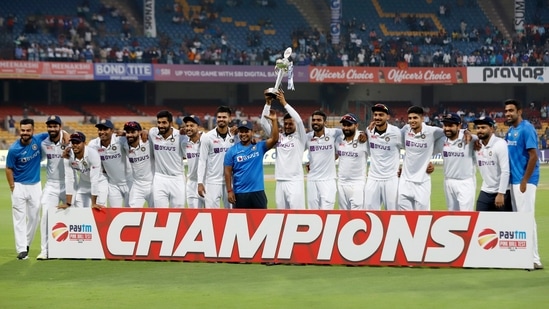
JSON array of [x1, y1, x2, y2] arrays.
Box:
[[6, 132, 48, 184], [224, 141, 268, 194], [506, 120, 540, 185]]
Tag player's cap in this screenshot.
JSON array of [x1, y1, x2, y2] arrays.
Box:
[[441, 113, 461, 124], [371, 103, 390, 114], [123, 121, 142, 132], [473, 116, 496, 127], [45, 115, 62, 125], [340, 113, 358, 124], [183, 115, 201, 126], [69, 131, 86, 144], [95, 119, 114, 129], [238, 120, 254, 131]]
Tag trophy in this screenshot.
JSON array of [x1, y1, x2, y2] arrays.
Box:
[[264, 47, 294, 98]]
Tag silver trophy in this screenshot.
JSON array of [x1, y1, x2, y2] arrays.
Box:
[[264, 47, 294, 98]]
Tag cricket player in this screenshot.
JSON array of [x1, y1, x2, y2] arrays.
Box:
[[261, 91, 307, 209], [38, 116, 67, 260], [6, 118, 48, 260], [335, 113, 368, 210], [398, 106, 445, 210], [197, 106, 234, 209], [224, 114, 279, 209], [441, 113, 476, 211], [504, 99, 543, 269], [474, 117, 510, 212], [364, 104, 403, 210], [149, 110, 188, 208], [184, 115, 204, 208], [63, 132, 105, 209], [123, 121, 153, 208], [88, 119, 130, 207], [305, 110, 342, 210]]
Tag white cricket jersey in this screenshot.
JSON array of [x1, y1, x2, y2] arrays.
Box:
[[366, 124, 402, 180], [41, 132, 66, 182], [335, 132, 368, 182], [124, 138, 153, 183], [260, 103, 307, 181], [185, 135, 201, 182], [306, 128, 342, 181], [401, 124, 445, 182], [442, 130, 476, 180], [149, 127, 188, 177], [65, 146, 102, 195], [88, 135, 130, 186], [197, 128, 234, 184], [476, 135, 510, 194]]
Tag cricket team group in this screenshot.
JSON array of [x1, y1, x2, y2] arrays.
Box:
[[5, 92, 542, 269]]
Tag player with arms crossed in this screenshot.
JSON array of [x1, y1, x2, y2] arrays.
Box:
[[398, 106, 445, 210], [6, 118, 48, 260], [474, 117, 510, 212], [62, 132, 105, 209], [224, 114, 279, 209], [123, 121, 153, 207], [197, 106, 235, 209], [364, 104, 403, 210], [261, 90, 307, 209], [149, 110, 188, 208], [504, 99, 543, 270], [184, 115, 204, 208], [441, 113, 477, 211], [335, 113, 369, 210]]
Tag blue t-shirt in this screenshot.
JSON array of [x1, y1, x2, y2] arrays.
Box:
[[506, 120, 540, 185], [224, 141, 268, 194], [6, 133, 48, 184]]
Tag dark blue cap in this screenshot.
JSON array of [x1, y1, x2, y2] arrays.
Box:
[[340, 113, 358, 124], [473, 116, 496, 127], [441, 113, 461, 124], [238, 120, 254, 130], [95, 119, 114, 129], [45, 115, 62, 125], [69, 131, 86, 143]]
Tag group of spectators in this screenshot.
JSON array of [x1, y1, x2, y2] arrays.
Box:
[[2, 0, 548, 67]]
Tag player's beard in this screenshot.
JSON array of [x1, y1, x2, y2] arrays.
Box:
[[444, 130, 457, 139], [343, 128, 355, 138], [158, 126, 169, 135], [312, 123, 323, 132], [20, 134, 32, 143], [48, 130, 60, 141]]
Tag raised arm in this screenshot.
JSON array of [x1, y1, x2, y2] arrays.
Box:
[[260, 94, 274, 136], [265, 109, 279, 149]]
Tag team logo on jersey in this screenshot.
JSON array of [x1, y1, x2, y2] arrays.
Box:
[[385, 137, 390, 142], [82, 161, 88, 168], [230, 138, 234, 143], [325, 137, 330, 141], [458, 142, 463, 148], [141, 146, 146, 152], [112, 145, 117, 151], [489, 151, 492, 156], [353, 142, 357, 148], [288, 135, 293, 140], [169, 137, 175, 142], [61, 145, 66, 150], [421, 134, 426, 139], [32, 144, 38, 150], [252, 145, 256, 151]]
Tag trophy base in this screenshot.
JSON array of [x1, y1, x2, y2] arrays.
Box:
[[264, 88, 279, 98]]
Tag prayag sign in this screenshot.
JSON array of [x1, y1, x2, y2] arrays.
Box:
[[48, 208, 534, 269]]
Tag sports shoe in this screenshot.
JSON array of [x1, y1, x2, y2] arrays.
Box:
[[36, 253, 48, 260], [17, 251, 29, 260], [534, 263, 544, 270]]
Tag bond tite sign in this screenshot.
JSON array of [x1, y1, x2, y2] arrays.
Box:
[[48, 209, 534, 269]]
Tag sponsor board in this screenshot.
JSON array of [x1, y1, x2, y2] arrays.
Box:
[[153, 64, 309, 83], [94, 63, 154, 80], [48, 208, 534, 269], [308, 67, 464, 84], [0, 61, 42, 79], [467, 67, 547, 83], [41, 62, 94, 80]]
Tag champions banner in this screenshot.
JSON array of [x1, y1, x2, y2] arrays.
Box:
[[144, 0, 157, 38], [48, 208, 534, 269]]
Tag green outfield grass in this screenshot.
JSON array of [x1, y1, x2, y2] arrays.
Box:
[[1, 166, 548, 308]]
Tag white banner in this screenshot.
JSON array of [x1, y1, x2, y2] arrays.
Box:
[[144, 0, 157, 38], [514, 0, 525, 31], [467, 67, 548, 83]]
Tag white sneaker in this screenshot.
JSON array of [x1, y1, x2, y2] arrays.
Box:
[[36, 253, 48, 260]]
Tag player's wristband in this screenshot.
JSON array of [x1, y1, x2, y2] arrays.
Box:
[[66, 202, 72, 207], [227, 189, 233, 193]]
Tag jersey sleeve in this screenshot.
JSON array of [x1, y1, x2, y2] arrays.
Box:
[[433, 126, 445, 155], [35, 132, 49, 143], [260, 104, 272, 136], [524, 124, 539, 150], [88, 149, 102, 196], [496, 141, 510, 194], [223, 145, 234, 167], [6, 146, 16, 169], [64, 157, 76, 195], [285, 104, 307, 144], [197, 136, 209, 184], [179, 134, 189, 157]]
